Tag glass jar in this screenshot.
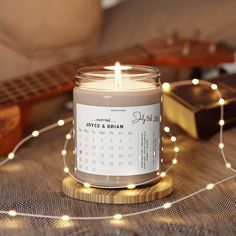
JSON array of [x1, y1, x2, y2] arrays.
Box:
[[73, 64, 162, 188]]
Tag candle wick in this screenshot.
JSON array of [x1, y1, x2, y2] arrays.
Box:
[[115, 62, 122, 90]]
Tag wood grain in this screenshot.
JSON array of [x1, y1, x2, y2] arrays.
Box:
[[62, 175, 173, 204], [0, 105, 22, 155]]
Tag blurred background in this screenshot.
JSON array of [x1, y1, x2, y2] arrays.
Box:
[[1, 0, 236, 81]]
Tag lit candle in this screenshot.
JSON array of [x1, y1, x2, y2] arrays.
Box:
[[73, 63, 162, 188]]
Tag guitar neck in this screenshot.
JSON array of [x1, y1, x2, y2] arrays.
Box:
[[0, 45, 151, 107], [0, 38, 234, 107]]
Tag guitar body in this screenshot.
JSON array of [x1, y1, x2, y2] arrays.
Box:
[[0, 105, 22, 156]]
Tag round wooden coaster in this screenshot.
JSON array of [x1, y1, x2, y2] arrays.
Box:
[[62, 176, 173, 204]]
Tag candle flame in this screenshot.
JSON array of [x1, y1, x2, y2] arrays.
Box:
[[115, 62, 121, 81]]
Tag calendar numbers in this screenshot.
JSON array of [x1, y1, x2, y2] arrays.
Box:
[[76, 103, 160, 176]]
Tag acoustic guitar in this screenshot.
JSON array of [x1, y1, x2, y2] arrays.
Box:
[[0, 38, 234, 155]]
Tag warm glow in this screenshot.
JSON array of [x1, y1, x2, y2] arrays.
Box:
[[83, 182, 91, 188], [32, 131, 39, 137], [226, 163, 231, 168], [164, 126, 170, 133], [61, 215, 70, 221], [127, 184, 136, 189], [219, 120, 225, 126], [113, 214, 122, 220], [206, 183, 214, 190], [211, 84, 218, 90], [219, 143, 224, 149], [172, 159, 178, 164], [160, 172, 166, 178], [8, 152, 15, 160], [163, 202, 172, 209], [66, 134, 72, 140], [162, 82, 170, 92], [192, 78, 199, 85], [171, 136, 176, 142], [61, 150, 67, 155], [219, 98, 225, 105], [8, 210, 17, 216], [58, 120, 65, 126], [174, 147, 179, 152]]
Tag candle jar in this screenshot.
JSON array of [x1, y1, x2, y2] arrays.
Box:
[[73, 65, 162, 188]]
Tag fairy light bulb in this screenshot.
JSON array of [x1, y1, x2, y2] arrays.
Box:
[[164, 126, 170, 133], [192, 78, 199, 85], [127, 184, 136, 189], [171, 136, 176, 142], [174, 147, 179, 152], [8, 152, 15, 160], [163, 202, 172, 209], [61, 215, 70, 221], [206, 183, 214, 190], [61, 150, 67, 155], [64, 167, 69, 173], [8, 210, 17, 216], [66, 134, 72, 140], [219, 143, 224, 149], [32, 130, 39, 137], [219, 120, 225, 126], [172, 159, 178, 164], [226, 163, 231, 168], [211, 84, 218, 90], [58, 120, 65, 126], [160, 172, 166, 178], [219, 98, 225, 105], [113, 214, 122, 220], [162, 82, 170, 92], [83, 182, 91, 188]]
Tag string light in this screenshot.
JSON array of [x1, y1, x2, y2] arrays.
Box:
[[164, 126, 170, 133], [32, 131, 39, 137], [61, 215, 70, 221], [174, 147, 179, 152], [162, 202, 172, 209], [160, 172, 166, 178], [0, 81, 235, 222], [113, 214, 122, 220], [171, 136, 176, 142], [219, 143, 224, 149], [64, 167, 69, 173], [61, 150, 67, 156], [127, 184, 136, 189], [162, 82, 170, 92], [172, 159, 178, 164], [219, 98, 225, 105], [226, 163, 231, 168], [206, 183, 214, 190], [58, 120, 65, 126], [211, 84, 218, 90], [83, 182, 91, 188], [8, 210, 17, 217], [219, 120, 225, 126], [192, 78, 199, 85], [8, 152, 15, 160]]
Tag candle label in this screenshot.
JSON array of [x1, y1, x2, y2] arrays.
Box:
[[76, 103, 160, 176]]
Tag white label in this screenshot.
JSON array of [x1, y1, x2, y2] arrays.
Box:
[[76, 103, 160, 176]]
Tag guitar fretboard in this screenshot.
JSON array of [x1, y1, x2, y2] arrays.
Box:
[[0, 39, 234, 107], [0, 45, 150, 106]]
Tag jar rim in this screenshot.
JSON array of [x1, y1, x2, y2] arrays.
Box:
[[76, 65, 160, 80]]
